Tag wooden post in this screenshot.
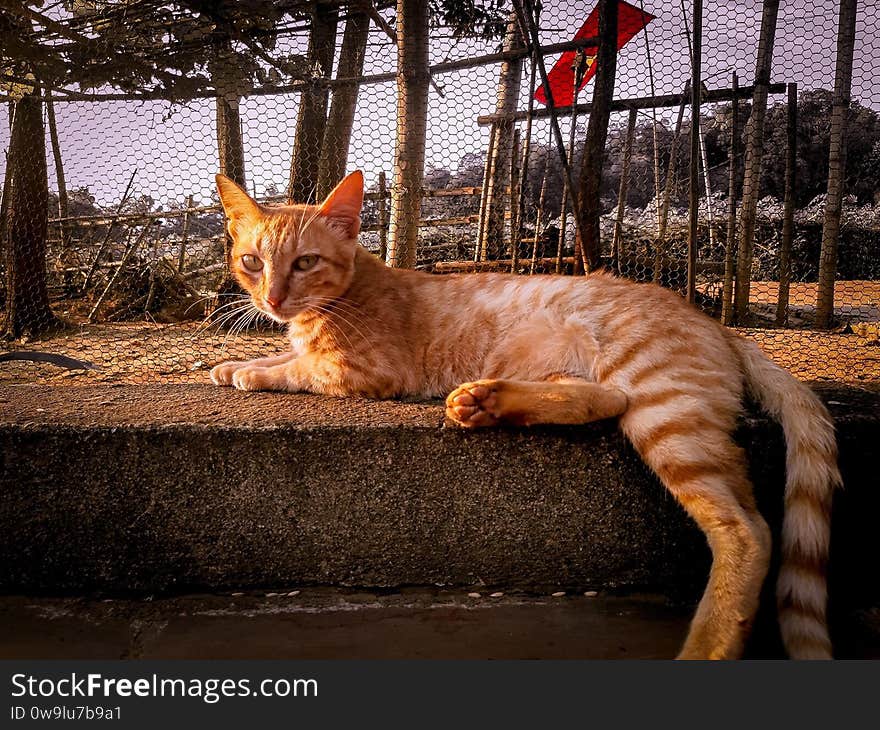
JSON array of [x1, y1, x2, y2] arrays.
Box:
[[288, 2, 338, 203], [508, 128, 521, 269], [721, 72, 739, 326], [511, 39, 539, 274], [177, 193, 195, 273], [387, 0, 429, 269], [476, 123, 498, 261], [698, 115, 717, 251], [316, 6, 369, 200], [2, 86, 60, 337], [513, 0, 588, 257], [45, 93, 69, 248], [776, 82, 797, 326], [576, 0, 619, 273], [686, 0, 703, 304], [612, 108, 638, 274], [530, 157, 551, 275], [734, 0, 780, 323], [816, 0, 857, 329], [658, 83, 689, 239], [560, 50, 589, 274], [377, 171, 388, 261], [483, 10, 525, 260]]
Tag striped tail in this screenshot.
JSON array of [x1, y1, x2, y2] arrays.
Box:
[[731, 335, 842, 659]]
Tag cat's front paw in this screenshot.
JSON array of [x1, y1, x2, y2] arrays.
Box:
[[445, 380, 501, 428], [231, 366, 270, 391], [210, 360, 246, 386]]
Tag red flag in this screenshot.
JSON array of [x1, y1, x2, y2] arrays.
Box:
[[534, 0, 655, 107]]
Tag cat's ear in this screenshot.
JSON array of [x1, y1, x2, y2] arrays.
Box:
[[319, 170, 364, 238], [215, 174, 262, 224]]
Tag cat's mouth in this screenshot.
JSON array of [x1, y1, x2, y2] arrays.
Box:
[[255, 301, 303, 323]]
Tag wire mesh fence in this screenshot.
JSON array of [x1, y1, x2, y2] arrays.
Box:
[[1, 0, 878, 386]]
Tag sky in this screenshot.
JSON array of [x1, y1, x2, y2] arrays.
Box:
[[1, 0, 879, 210]]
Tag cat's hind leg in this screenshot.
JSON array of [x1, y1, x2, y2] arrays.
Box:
[[445, 377, 627, 428]]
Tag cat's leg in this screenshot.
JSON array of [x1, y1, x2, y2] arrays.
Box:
[[621, 409, 772, 660], [226, 352, 336, 393], [445, 377, 628, 428], [210, 352, 297, 386]]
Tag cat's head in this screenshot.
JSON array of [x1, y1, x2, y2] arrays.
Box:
[[215, 171, 364, 323]]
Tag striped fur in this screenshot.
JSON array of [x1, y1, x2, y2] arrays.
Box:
[[212, 172, 840, 659]]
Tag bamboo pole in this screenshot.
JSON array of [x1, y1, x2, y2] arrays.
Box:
[[530, 146, 551, 275], [816, 0, 857, 329], [476, 123, 498, 262], [776, 82, 798, 326], [734, 0, 780, 323], [698, 114, 717, 251], [45, 92, 69, 249], [656, 81, 689, 283], [612, 108, 638, 274], [477, 83, 786, 125], [559, 50, 589, 275], [639, 0, 663, 242], [377, 171, 389, 262], [508, 128, 522, 269], [511, 37, 539, 274], [483, 10, 525, 260], [721, 72, 739, 326], [386, 0, 429, 269], [687, 0, 703, 304], [513, 0, 588, 260]]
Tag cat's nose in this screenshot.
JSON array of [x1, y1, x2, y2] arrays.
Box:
[[265, 295, 283, 308]]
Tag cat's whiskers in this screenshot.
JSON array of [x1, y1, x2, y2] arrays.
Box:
[[220, 302, 268, 351], [194, 301, 253, 337]]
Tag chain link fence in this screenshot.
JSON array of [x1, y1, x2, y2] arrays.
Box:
[[1, 0, 877, 385]]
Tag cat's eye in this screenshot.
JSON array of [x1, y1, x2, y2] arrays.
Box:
[[241, 254, 263, 272], [294, 255, 319, 271]]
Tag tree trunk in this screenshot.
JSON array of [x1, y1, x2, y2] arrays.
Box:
[[387, 0, 429, 269], [288, 3, 339, 203], [216, 94, 246, 267], [3, 88, 60, 338], [733, 0, 780, 323], [575, 0, 619, 273], [480, 10, 525, 260], [816, 0, 857, 329], [316, 6, 370, 200]]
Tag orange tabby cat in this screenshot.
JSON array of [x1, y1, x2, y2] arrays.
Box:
[[211, 170, 840, 660]]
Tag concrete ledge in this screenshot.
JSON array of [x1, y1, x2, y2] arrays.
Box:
[[1, 384, 878, 616]]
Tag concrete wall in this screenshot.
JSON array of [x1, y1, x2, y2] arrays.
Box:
[[1, 384, 877, 619]]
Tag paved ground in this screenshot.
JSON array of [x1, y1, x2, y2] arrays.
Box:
[[2, 590, 877, 660]]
